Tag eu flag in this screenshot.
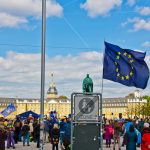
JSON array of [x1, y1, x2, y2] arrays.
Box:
[[103, 42, 149, 89]]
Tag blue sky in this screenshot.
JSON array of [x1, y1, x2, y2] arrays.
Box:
[[0, 0, 150, 98]]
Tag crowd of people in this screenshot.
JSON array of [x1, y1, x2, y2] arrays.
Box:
[[0, 113, 150, 150], [103, 117, 150, 150], [0, 112, 71, 150]]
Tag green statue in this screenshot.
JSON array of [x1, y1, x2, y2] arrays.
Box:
[[82, 74, 93, 94]]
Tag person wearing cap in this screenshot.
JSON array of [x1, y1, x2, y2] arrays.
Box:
[[141, 123, 150, 150]]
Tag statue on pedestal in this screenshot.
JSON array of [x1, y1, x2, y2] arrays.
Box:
[[82, 74, 93, 94]]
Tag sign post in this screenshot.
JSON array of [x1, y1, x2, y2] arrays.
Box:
[[71, 93, 103, 150]]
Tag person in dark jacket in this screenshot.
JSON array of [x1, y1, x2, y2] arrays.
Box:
[[34, 121, 40, 148], [22, 121, 30, 146], [51, 124, 60, 150], [0, 127, 6, 150], [14, 117, 22, 144], [125, 125, 137, 150]]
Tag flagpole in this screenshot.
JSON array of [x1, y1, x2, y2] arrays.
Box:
[[100, 41, 105, 150], [40, 0, 46, 150]]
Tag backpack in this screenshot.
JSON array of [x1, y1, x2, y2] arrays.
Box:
[[109, 127, 114, 135]]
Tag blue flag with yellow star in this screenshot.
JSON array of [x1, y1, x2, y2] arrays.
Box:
[[103, 42, 149, 89]]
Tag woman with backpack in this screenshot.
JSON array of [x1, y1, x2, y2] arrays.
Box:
[[51, 123, 60, 150], [104, 121, 113, 148]]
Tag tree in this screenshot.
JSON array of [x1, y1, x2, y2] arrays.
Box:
[[141, 96, 150, 117]]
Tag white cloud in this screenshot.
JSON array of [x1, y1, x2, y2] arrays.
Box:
[[0, 12, 28, 28], [80, 0, 122, 18], [0, 51, 149, 98], [0, 0, 63, 28], [122, 17, 150, 31], [127, 0, 136, 6], [142, 41, 150, 47], [136, 7, 150, 16]]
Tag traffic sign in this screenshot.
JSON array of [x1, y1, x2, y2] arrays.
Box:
[[74, 95, 99, 121]]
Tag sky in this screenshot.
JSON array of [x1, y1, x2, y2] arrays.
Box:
[[0, 0, 150, 99]]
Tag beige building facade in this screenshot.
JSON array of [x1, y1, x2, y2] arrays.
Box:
[[0, 78, 147, 120]]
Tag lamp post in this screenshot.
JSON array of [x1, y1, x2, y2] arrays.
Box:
[[40, 0, 46, 150]]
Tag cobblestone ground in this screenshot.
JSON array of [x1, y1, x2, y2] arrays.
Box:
[[5, 138, 141, 150]]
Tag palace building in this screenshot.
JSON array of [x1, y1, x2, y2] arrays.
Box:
[[0, 75, 147, 119]]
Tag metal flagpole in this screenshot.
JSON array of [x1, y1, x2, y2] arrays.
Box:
[[100, 41, 106, 150], [40, 0, 46, 150]]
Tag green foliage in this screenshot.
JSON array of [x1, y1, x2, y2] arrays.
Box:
[[126, 95, 150, 118], [141, 95, 150, 117]]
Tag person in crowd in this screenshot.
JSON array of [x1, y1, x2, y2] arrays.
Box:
[[13, 117, 22, 144], [6, 126, 15, 149], [62, 138, 71, 150], [34, 120, 40, 148], [64, 115, 71, 142], [33, 118, 38, 142], [113, 121, 121, 150], [135, 127, 141, 147], [137, 118, 145, 133], [0, 126, 6, 150], [141, 123, 150, 150], [29, 120, 34, 142], [28, 114, 34, 123], [44, 117, 50, 143], [51, 123, 60, 150], [124, 125, 137, 150], [22, 120, 30, 146], [122, 119, 133, 147], [48, 117, 53, 143], [4, 119, 8, 127], [59, 117, 67, 147], [104, 121, 113, 148]]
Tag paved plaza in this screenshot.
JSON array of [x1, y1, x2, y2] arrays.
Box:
[[5, 138, 141, 150]]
